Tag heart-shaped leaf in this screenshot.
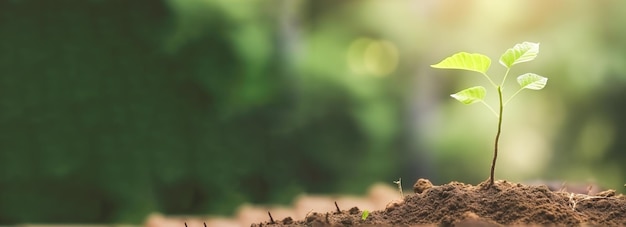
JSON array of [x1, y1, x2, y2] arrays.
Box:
[[450, 86, 486, 105], [431, 52, 491, 74], [499, 42, 539, 68], [517, 73, 547, 90]]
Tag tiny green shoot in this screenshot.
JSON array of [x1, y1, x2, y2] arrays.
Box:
[[361, 210, 370, 220], [431, 42, 547, 188]]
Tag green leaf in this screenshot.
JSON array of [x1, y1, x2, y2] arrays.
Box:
[[431, 52, 491, 74], [450, 86, 486, 105], [361, 210, 370, 220], [517, 73, 547, 90], [499, 42, 540, 68]]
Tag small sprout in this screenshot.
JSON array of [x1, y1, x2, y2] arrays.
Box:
[[361, 210, 370, 220], [393, 178, 403, 198], [431, 42, 547, 188]]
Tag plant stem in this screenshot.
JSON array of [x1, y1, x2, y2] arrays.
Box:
[[500, 68, 511, 87], [488, 86, 504, 188]]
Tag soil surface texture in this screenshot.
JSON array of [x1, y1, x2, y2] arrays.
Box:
[[253, 178, 626, 226]]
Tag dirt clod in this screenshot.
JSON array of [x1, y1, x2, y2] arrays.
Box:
[[348, 207, 359, 215], [256, 179, 626, 226], [384, 200, 403, 212], [413, 178, 433, 194], [282, 217, 293, 224]]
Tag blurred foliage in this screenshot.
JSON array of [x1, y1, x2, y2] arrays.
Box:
[[0, 0, 407, 224], [1, 0, 626, 224]]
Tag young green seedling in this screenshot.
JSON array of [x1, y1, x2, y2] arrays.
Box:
[[361, 210, 370, 221], [431, 42, 548, 188]]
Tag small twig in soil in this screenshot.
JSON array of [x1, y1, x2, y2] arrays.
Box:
[[334, 201, 341, 213], [268, 211, 275, 224], [568, 193, 611, 211], [184, 222, 208, 227], [325, 212, 330, 223], [393, 178, 404, 199]]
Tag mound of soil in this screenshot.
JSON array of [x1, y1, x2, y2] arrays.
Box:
[[253, 179, 626, 226]]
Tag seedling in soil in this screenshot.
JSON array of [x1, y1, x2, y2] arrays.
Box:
[[361, 210, 370, 220], [393, 178, 404, 198], [431, 42, 548, 188]]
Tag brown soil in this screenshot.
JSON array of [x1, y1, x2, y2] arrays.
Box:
[[253, 178, 626, 226]]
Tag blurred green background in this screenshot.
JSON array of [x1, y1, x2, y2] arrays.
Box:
[[1, 0, 625, 224]]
